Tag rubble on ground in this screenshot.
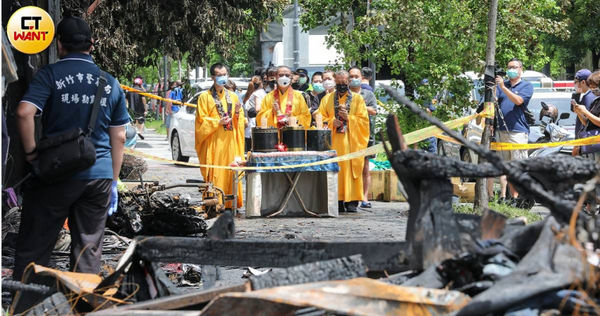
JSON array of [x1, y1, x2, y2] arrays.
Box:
[[3, 111, 599, 315], [119, 153, 148, 180], [106, 191, 208, 238]]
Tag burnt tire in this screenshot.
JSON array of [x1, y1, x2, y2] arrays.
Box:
[[24, 292, 73, 316], [171, 132, 190, 163]]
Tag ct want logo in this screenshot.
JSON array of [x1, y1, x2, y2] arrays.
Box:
[[6, 6, 55, 54]]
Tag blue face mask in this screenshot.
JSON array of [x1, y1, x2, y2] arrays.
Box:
[[215, 75, 228, 86], [507, 69, 519, 79], [312, 83, 325, 93], [350, 78, 361, 87]]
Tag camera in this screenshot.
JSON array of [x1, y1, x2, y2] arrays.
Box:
[[495, 67, 506, 77], [571, 92, 580, 112]]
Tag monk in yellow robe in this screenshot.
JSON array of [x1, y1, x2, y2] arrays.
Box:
[[317, 70, 369, 213], [256, 66, 311, 129], [195, 63, 245, 208]]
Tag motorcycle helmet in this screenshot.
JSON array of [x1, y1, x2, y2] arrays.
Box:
[[539, 101, 558, 123]]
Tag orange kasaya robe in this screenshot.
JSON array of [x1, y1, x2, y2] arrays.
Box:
[[195, 87, 245, 208], [317, 91, 369, 202], [256, 87, 311, 128]]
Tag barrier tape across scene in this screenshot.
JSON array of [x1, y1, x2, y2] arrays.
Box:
[[121, 85, 600, 169]]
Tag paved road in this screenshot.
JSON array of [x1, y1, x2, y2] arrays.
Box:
[[133, 129, 410, 241], [132, 128, 549, 241]]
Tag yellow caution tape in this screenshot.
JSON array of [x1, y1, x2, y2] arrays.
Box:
[[436, 133, 463, 145], [124, 109, 486, 170], [490, 135, 600, 151], [120, 85, 198, 108], [482, 102, 495, 118]]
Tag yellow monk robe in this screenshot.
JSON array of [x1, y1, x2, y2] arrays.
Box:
[[256, 88, 311, 128], [317, 91, 369, 202], [195, 88, 245, 208]]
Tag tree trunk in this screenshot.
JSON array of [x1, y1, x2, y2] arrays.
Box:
[[474, 0, 498, 211], [178, 59, 182, 80], [566, 63, 575, 80], [592, 51, 600, 71]]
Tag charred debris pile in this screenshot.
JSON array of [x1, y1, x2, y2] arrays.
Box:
[[4, 110, 600, 315]]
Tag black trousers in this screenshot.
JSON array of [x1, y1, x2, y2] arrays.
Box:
[[13, 178, 111, 280], [245, 137, 252, 152]]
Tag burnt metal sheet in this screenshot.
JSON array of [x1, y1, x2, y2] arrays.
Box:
[[201, 278, 471, 316], [134, 237, 409, 272], [88, 283, 250, 314], [457, 217, 591, 315], [250, 255, 366, 290], [481, 209, 507, 240]]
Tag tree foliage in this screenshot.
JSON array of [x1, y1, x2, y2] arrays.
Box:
[[542, 0, 600, 70], [62, 0, 287, 79], [299, 0, 568, 120]]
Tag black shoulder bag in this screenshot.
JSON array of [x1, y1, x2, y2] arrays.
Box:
[[36, 72, 107, 184]]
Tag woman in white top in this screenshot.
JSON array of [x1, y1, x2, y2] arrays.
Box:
[[243, 76, 267, 152]]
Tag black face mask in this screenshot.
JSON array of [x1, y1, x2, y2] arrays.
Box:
[[265, 80, 276, 92], [336, 84, 349, 94], [253, 82, 260, 89], [291, 82, 300, 90]]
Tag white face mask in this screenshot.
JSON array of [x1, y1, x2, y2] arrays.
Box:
[[277, 76, 291, 87], [323, 79, 335, 90]]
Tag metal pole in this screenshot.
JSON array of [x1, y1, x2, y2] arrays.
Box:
[[474, 0, 498, 211], [293, 0, 300, 69], [161, 54, 168, 121], [367, 0, 375, 88]]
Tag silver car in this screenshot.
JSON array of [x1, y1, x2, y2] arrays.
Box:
[[169, 92, 201, 162], [169, 80, 250, 162]]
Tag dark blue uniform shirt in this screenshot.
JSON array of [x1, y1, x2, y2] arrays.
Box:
[[21, 53, 130, 180], [496, 79, 534, 133], [576, 90, 599, 135]]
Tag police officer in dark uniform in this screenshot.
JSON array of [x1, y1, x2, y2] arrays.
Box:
[[14, 16, 130, 280]]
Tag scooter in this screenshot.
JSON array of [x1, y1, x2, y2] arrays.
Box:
[[509, 102, 573, 209], [529, 102, 573, 158]]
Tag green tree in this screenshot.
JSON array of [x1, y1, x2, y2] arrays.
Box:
[[542, 0, 600, 72], [62, 0, 287, 79], [300, 0, 568, 125]]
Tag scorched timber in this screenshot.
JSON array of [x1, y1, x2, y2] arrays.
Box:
[[134, 237, 409, 272]]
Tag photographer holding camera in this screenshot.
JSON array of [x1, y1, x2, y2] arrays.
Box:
[[570, 69, 592, 156], [495, 58, 534, 202]]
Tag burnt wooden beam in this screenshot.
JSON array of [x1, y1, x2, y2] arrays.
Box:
[[94, 256, 367, 313], [385, 115, 476, 270], [249, 255, 366, 290], [133, 237, 409, 273]]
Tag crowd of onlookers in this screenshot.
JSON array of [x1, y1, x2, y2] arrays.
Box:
[[126, 62, 600, 209]]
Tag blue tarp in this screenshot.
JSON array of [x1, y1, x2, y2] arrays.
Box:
[[247, 151, 340, 173]]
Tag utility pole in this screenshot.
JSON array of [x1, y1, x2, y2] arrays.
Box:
[[161, 54, 168, 121], [367, 0, 375, 88], [474, 0, 498, 211], [292, 0, 300, 69]]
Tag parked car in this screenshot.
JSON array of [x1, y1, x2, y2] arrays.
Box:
[[169, 92, 201, 162], [169, 79, 251, 162]]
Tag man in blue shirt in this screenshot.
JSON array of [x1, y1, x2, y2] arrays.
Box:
[[14, 16, 129, 280], [495, 58, 534, 201]]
